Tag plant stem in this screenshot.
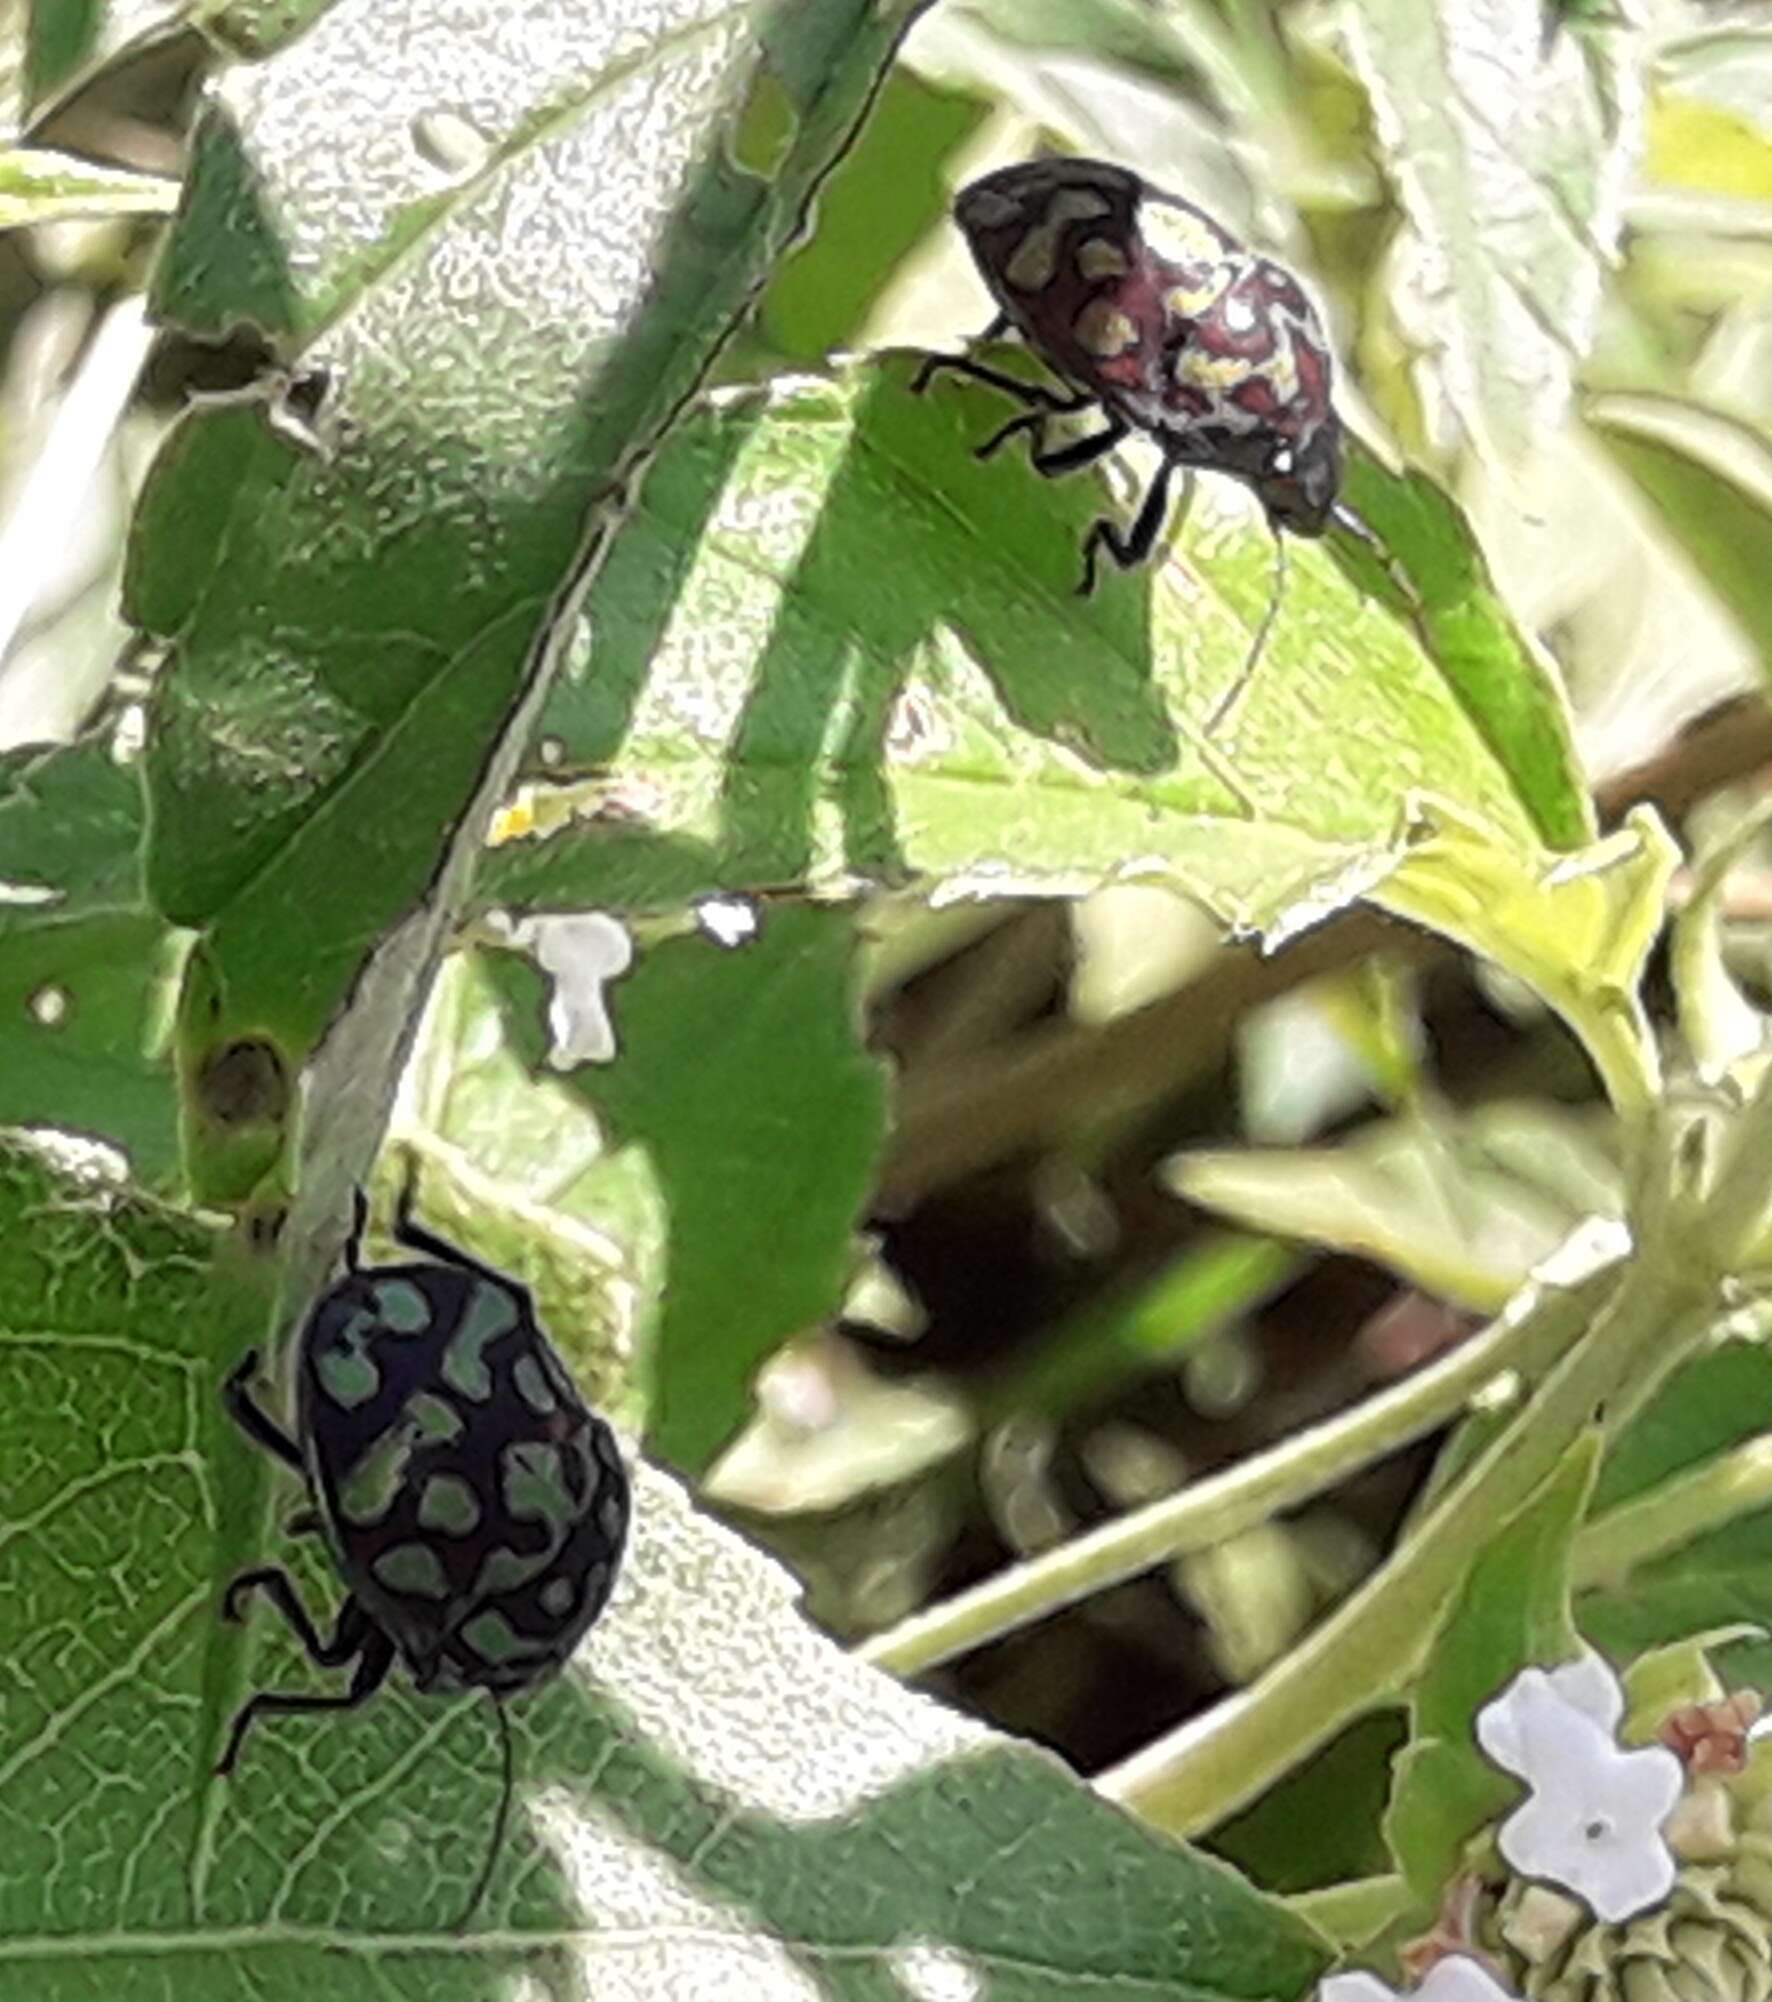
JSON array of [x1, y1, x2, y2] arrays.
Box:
[[1096, 1251, 1709, 1836], [1576, 1431, 1772, 1589], [861, 1225, 1626, 1678]]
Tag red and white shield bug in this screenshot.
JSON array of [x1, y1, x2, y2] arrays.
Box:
[[916, 157, 1350, 729]]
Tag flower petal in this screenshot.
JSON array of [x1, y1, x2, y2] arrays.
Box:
[[1320, 1976, 1398, 2002], [1544, 1651, 1624, 1735], [1418, 1958, 1523, 2002]]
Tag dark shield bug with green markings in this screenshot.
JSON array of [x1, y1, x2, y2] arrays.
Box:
[[218, 1189, 630, 1926]]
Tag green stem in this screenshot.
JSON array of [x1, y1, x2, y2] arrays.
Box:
[[1096, 1253, 1710, 1836], [862, 1226, 1623, 1678], [1576, 1431, 1772, 1589]]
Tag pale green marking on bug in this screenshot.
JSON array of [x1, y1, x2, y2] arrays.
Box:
[[502, 1439, 575, 1535], [473, 1545, 543, 1597], [372, 1277, 431, 1333], [416, 1473, 480, 1536], [314, 1307, 382, 1408], [408, 1391, 464, 1443], [338, 1427, 412, 1524], [461, 1608, 527, 1666], [373, 1543, 451, 1600], [337, 1393, 463, 1523], [512, 1353, 556, 1415], [440, 1283, 518, 1401], [540, 1576, 577, 1617]]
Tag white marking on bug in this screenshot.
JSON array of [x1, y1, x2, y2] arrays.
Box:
[[417, 1472, 481, 1535], [1074, 236, 1129, 281], [1074, 301, 1138, 359], [1174, 349, 1252, 394], [1002, 189, 1111, 293], [440, 1284, 518, 1401], [1221, 293, 1258, 333], [1140, 199, 1231, 271], [373, 1542, 451, 1600], [541, 1576, 577, 1617]]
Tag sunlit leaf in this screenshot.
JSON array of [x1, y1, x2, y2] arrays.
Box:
[[0, 1136, 1329, 1997], [1339, 0, 1639, 460], [484, 362, 1587, 940]]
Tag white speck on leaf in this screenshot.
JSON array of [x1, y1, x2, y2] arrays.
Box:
[[697, 895, 759, 947]]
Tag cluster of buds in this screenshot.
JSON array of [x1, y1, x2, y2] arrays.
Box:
[[1322, 1658, 1772, 2002]]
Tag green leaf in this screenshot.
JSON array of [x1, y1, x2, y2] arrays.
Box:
[[1578, 1343, 1772, 1680], [491, 905, 888, 1474], [1341, 0, 1637, 461], [1210, 1711, 1409, 1896], [127, 0, 922, 1201], [1334, 452, 1592, 851], [0, 1135, 1329, 1998], [0, 144, 179, 226], [0, 732, 145, 912], [1383, 1433, 1600, 1905], [0, 736, 179, 1177], [1373, 801, 1676, 1121], [5, 0, 189, 123], [1591, 393, 1772, 678], [1170, 1102, 1621, 1315], [391, 949, 663, 1430], [484, 361, 1585, 936]]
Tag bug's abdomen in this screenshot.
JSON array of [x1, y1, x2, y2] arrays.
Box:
[[299, 1262, 630, 1694]]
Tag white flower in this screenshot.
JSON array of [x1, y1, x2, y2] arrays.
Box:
[[1321, 1953, 1521, 2002], [1475, 1657, 1683, 1923], [511, 911, 634, 1067]]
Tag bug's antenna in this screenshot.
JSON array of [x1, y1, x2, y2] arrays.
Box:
[[455, 1692, 514, 1932], [1204, 533, 1287, 737]]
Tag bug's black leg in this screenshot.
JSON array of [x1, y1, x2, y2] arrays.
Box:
[[913, 351, 1086, 415], [222, 1350, 304, 1472], [1078, 459, 1176, 596], [910, 313, 1010, 394], [974, 406, 1049, 460], [216, 1620, 396, 1776], [389, 1187, 523, 1299], [1027, 416, 1128, 478], [222, 1568, 371, 1666]]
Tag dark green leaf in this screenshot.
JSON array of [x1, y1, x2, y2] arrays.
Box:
[[491, 904, 888, 1473], [128, 0, 923, 1201], [1384, 1433, 1599, 1903]]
